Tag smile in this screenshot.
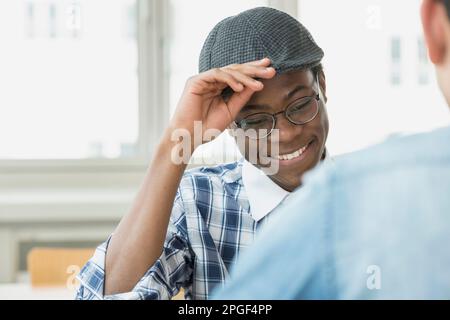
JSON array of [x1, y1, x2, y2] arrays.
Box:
[[275, 141, 313, 161]]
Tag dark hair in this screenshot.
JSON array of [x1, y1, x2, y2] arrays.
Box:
[[221, 63, 324, 101], [444, 0, 450, 19], [311, 63, 324, 80]]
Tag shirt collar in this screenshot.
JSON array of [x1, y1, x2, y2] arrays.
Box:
[[240, 148, 333, 222], [241, 160, 290, 222]]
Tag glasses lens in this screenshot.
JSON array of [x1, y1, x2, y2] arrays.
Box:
[[286, 96, 319, 124], [239, 114, 274, 139]]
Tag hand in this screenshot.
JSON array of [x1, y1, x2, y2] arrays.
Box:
[[168, 58, 276, 149]]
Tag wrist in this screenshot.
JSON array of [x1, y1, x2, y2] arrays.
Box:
[[156, 127, 195, 166]]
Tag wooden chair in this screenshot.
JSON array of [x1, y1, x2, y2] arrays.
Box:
[[27, 247, 185, 299], [172, 288, 185, 300], [27, 247, 95, 287]]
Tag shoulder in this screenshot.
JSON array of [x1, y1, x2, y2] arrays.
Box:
[[305, 126, 450, 189], [169, 161, 244, 233], [271, 126, 450, 251], [177, 161, 244, 198], [171, 161, 244, 217]]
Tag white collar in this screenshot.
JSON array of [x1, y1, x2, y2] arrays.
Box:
[[241, 160, 290, 222], [241, 150, 332, 222]]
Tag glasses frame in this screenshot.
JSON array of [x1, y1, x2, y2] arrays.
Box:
[[234, 74, 322, 140]]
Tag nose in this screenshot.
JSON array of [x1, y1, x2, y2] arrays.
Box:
[[271, 114, 304, 143]]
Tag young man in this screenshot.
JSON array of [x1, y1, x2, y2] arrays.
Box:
[[215, 0, 450, 299], [76, 7, 330, 299]]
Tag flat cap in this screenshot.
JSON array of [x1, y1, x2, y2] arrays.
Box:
[[198, 7, 324, 74]]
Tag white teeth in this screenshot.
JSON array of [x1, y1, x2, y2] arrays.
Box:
[[276, 143, 310, 160]]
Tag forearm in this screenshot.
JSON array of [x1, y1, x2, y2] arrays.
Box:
[[102, 58, 270, 296], [104, 130, 189, 295]]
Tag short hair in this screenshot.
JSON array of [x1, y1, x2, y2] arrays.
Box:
[[311, 63, 324, 80], [444, 0, 450, 19]]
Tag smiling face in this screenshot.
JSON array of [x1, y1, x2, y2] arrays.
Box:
[[233, 68, 329, 192]]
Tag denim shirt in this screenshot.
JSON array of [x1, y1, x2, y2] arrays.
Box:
[[214, 125, 450, 299]]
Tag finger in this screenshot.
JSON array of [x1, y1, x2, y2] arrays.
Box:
[[203, 68, 244, 93], [224, 64, 276, 80], [221, 68, 264, 90], [226, 85, 262, 118], [245, 57, 272, 67]]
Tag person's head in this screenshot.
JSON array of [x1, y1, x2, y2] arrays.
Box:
[[421, 0, 450, 106], [199, 7, 329, 191]]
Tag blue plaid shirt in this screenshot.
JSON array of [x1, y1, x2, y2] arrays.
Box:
[[76, 160, 273, 300]]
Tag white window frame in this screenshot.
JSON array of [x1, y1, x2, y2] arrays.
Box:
[[0, 0, 170, 181], [0, 0, 297, 179], [268, 0, 298, 17], [0, 0, 298, 283], [0, 0, 170, 282]]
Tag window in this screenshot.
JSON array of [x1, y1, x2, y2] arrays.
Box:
[[0, 0, 139, 160], [167, 0, 275, 165], [390, 37, 402, 85], [417, 37, 430, 85], [298, 0, 450, 155]]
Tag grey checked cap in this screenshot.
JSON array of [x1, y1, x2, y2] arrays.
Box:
[[198, 7, 324, 74]]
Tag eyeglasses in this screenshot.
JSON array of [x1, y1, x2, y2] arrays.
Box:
[[233, 77, 321, 140]]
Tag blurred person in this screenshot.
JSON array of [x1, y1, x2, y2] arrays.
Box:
[[214, 0, 450, 299]]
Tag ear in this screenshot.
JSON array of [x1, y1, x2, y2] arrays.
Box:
[[318, 70, 328, 103], [421, 0, 448, 65]]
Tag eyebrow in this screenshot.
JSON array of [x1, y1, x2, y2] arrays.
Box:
[[242, 84, 308, 112], [286, 84, 307, 100]]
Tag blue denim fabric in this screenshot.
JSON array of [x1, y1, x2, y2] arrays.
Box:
[[214, 125, 450, 299]]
